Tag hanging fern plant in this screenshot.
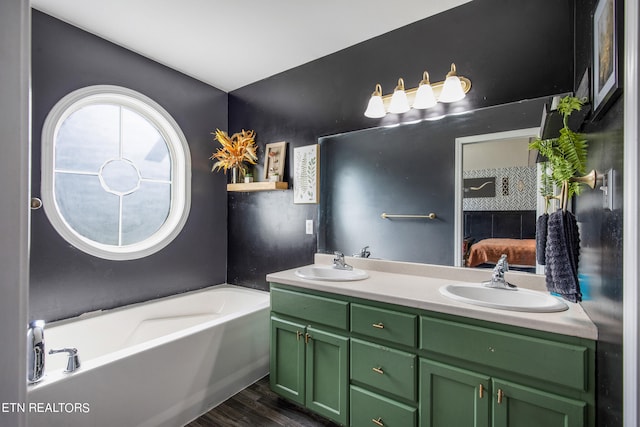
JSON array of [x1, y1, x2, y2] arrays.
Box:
[[529, 95, 588, 203]]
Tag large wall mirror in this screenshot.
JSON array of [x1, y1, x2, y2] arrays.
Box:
[[318, 95, 558, 278]]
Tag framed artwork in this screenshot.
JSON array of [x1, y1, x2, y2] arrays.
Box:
[[592, 0, 621, 119], [293, 144, 319, 204], [264, 141, 286, 181], [463, 177, 496, 198]]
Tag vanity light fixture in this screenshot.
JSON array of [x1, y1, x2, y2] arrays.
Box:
[[364, 63, 471, 118]]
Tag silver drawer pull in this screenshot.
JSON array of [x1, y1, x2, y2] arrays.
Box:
[[372, 417, 384, 427], [372, 367, 384, 375], [372, 322, 385, 329]]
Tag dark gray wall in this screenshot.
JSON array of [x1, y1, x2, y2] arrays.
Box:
[[228, 0, 575, 288], [574, 1, 624, 425], [30, 10, 229, 322]]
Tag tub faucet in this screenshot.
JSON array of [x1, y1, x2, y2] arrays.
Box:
[[482, 254, 517, 290], [27, 320, 46, 384], [49, 348, 81, 373], [333, 252, 353, 270]]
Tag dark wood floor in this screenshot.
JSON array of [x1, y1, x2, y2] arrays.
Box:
[[184, 376, 340, 427]]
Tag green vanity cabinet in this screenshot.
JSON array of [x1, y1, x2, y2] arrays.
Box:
[[269, 283, 595, 427], [420, 359, 586, 427], [270, 287, 350, 425], [419, 316, 594, 427]]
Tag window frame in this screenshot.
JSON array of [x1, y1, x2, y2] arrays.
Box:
[[41, 85, 191, 260]]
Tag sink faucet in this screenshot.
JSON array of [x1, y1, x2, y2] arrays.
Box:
[[333, 252, 353, 270], [482, 254, 517, 290], [27, 320, 46, 384], [49, 348, 81, 373], [353, 246, 371, 258]]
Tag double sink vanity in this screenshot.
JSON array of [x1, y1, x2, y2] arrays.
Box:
[[266, 254, 596, 427]]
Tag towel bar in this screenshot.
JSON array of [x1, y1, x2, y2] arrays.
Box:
[[381, 213, 436, 220]]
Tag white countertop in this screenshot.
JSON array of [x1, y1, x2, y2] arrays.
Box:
[[266, 254, 597, 340]]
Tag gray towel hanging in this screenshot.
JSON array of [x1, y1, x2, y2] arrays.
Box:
[[536, 213, 549, 265], [544, 210, 581, 302]]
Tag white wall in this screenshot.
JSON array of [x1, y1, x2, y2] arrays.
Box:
[[462, 137, 532, 170], [0, 0, 30, 426]]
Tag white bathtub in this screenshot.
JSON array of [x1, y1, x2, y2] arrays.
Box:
[[27, 284, 270, 427]]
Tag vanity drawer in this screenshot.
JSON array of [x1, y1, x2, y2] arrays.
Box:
[[271, 287, 348, 330], [350, 385, 417, 427], [351, 338, 417, 401], [420, 316, 589, 391], [351, 303, 417, 347]]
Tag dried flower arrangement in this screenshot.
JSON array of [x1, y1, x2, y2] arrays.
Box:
[[210, 129, 258, 176]]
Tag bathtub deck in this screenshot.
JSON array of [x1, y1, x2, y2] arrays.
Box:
[[185, 376, 339, 427]]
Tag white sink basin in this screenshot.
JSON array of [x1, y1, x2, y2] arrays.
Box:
[[439, 284, 568, 313], [295, 266, 368, 281]]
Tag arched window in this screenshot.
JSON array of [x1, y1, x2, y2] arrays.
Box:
[[41, 85, 191, 260]]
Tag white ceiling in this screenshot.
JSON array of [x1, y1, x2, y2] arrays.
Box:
[[31, 0, 471, 92]]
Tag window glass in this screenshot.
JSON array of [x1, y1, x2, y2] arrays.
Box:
[[41, 86, 191, 260], [55, 104, 120, 171]]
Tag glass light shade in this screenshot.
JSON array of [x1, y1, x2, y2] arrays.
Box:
[[412, 83, 437, 109], [364, 95, 386, 118], [389, 89, 410, 113], [438, 75, 466, 103], [388, 78, 410, 114]]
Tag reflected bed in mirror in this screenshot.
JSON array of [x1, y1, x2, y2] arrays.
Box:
[[318, 95, 558, 278]]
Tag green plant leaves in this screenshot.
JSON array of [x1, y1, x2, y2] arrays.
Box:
[[528, 96, 588, 202]]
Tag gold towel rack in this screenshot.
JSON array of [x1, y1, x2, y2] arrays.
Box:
[[381, 213, 437, 220], [569, 169, 600, 189]]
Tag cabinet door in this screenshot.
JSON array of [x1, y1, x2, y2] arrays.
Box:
[[492, 379, 586, 427], [305, 326, 349, 425], [420, 359, 490, 427], [270, 316, 306, 405]]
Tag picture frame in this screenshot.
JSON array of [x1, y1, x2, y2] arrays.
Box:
[[293, 144, 319, 204], [263, 141, 286, 181], [463, 177, 496, 198], [592, 0, 621, 119]]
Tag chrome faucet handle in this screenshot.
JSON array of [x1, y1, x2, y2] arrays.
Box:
[[333, 251, 353, 270], [27, 320, 46, 384], [483, 254, 516, 290], [49, 348, 81, 373], [492, 254, 509, 279], [354, 246, 371, 258]]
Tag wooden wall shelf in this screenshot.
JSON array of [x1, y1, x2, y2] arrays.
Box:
[[227, 182, 289, 192]]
